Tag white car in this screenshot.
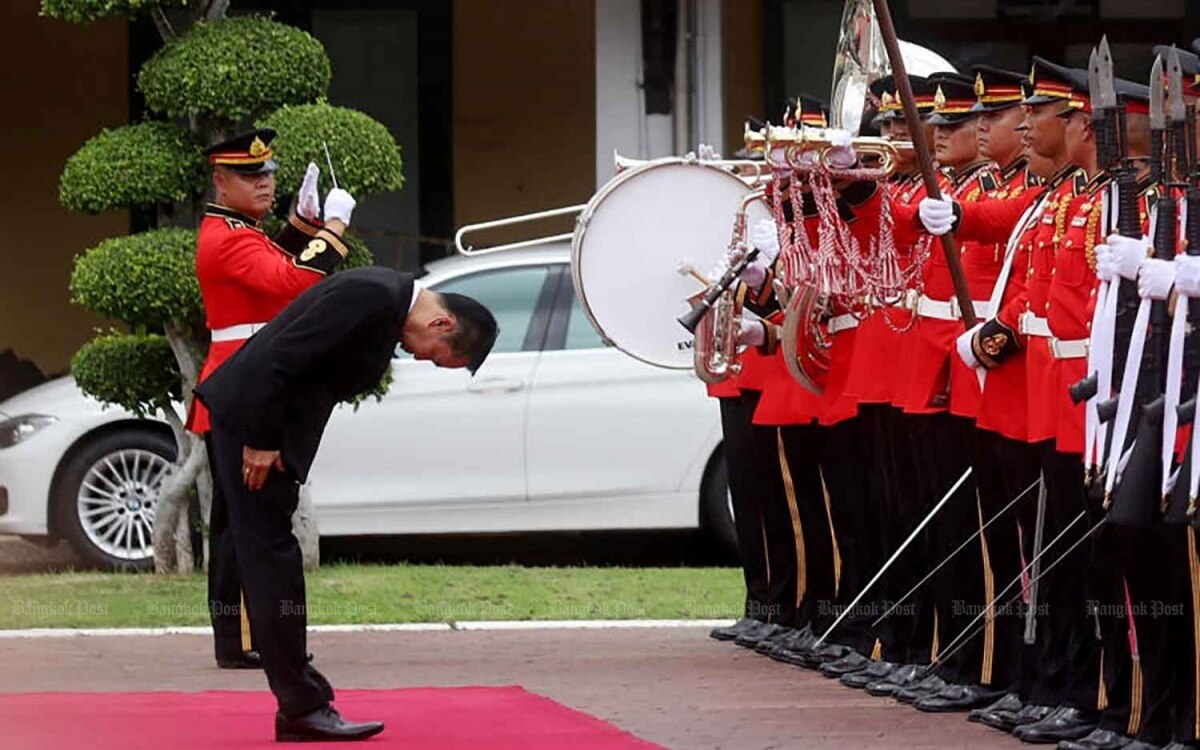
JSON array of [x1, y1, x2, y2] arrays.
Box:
[[0, 244, 733, 569]]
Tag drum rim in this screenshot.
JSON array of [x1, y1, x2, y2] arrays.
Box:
[[570, 158, 760, 370]]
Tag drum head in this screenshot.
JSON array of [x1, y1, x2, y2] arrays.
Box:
[[572, 159, 771, 369]]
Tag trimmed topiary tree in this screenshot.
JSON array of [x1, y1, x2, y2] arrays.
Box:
[[48, 0, 404, 572]]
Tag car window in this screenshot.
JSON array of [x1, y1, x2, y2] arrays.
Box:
[[563, 289, 610, 350], [431, 265, 550, 354]]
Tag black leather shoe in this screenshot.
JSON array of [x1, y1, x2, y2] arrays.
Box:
[[275, 705, 384, 742], [1157, 743, 1197, 750], [842, 660, 896, 689], [217, 650, 263, 670], [734, 621, 785, 648], [1057, 728, 1133, 750], [754, 626, 797, 654], [789, 642, 851, 669], [767, 626, 817, 658], [915, 683, 1006, 713], [969, 692, 1023, 723], [895, 674, 948, 704], [819, 651, 872, 678], [710, 618, 760, 641], [1015, 707, 1098, 744], [865, 663, 925, 697]]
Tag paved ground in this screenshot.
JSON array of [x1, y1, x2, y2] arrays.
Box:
[[0, 626, 1024, 750]]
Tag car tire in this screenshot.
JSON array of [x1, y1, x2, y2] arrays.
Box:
[[52, 428, 177, 572], [700, 449, 739, 560]]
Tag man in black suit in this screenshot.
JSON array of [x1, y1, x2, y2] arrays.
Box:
[[195, 266, 498, 742]]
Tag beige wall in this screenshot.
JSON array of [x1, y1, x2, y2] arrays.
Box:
[[452, 0, 596, 246], [0, 5, 126, 376], [723, 0, 764, 155]]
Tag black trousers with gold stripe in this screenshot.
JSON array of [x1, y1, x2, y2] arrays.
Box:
[[778, 423, 838, 632], [205, 434, 255, 661], [718, 392, 774, 622]]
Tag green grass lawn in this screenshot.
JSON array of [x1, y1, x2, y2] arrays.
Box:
[[0, 564, 742, 630]]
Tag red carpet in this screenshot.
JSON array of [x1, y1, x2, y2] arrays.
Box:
[[0, 686, 666, 749]]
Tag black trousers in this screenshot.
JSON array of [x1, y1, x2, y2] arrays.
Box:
[[208, 424, 334, 718], [778, 423, 837, 631], [818, 416, 883, 655], [953, 429, 1040, 690], [1029, 444, 1100, 711], [205, 434, 254, 661]]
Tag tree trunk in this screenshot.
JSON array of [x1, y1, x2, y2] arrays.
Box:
[[293, 483, 320, 571], [156, 323, 207, 574]]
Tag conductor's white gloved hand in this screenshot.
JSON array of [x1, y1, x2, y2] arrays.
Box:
[[697, 143, 721, 161], [736, 312, 766, 347], [297, 162, 321, 220], [1094, 242, 1116, 282], [323, 187, 356, 226], [1176, 256, 1200, 298], [918, 197, 956, 236], [750, 219, 780, 265], [1107, 234, 1150, 281], [1138, 258, 1175, 300], [955, 323, 982, 369]]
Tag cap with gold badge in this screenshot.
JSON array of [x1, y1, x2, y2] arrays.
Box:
[[204, 128, 279, 174]]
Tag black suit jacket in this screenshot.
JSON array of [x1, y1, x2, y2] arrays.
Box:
[[196, 267, 415, 481]]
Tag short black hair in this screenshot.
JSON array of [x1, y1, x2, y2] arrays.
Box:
[[441, 292, 499, 374]]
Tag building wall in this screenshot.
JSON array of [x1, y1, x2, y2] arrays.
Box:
[[452, 0, 596, 246], [0, 6, 127, 376], [723, 0, 764, 153]]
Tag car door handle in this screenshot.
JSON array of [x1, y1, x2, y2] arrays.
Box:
[[466, 377, 525, 394]]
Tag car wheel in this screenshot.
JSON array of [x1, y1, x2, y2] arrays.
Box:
[[52, 429, 177, 571], [700, 449, 739, 559]]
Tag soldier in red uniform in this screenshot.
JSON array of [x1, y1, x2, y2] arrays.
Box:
[[187, 129, 356, 670]]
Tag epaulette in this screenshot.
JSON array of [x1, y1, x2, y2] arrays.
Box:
[[205, 203, 262, 233]]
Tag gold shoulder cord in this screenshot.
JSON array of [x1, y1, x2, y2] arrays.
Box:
[[1084, 200, 1103, 271]]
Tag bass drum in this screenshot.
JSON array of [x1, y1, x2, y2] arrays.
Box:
[[572, 158, 772, 370]]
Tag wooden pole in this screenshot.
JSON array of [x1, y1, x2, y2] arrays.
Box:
[[870, 0, 977, 328]]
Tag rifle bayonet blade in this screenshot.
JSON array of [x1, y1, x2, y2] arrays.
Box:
[[1098, 36, 1118, 109], [1151, 55, 1166, 130], [1088, 48, 1101, 113], [1168, 47, 1187, 122]]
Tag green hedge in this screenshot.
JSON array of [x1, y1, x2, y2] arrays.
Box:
[[72, 332, 181, 418], [260, 103, 403, 198], [40, 0, 183, 23], [60, 122, 206, 214], [71, 228, 203, 327], [139, 16, 331, 120]]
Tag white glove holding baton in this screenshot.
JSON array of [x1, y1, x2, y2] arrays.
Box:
[[1176, 256, 1200, 298], [1137, 258, 1175, 301], [324, 188, 356, 226], [918, 197, 956, 236]]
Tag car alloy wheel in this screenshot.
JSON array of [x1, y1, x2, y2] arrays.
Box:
[[76, 447, 172, 562]]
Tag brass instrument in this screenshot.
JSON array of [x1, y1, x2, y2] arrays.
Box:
[[454, 204, 586, 256], [680, 190, 766, 384], [614, 151, 769, 187], [744, 122, 909, 175]]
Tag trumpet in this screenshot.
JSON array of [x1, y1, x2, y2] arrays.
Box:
[[744, 121, 911, 174], [679, 190, 765, 384], [614, 151, 768, 187]]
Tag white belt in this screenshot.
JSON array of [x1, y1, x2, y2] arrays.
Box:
[[210, 322, 269, 343], [915, 294, 992, 321], [1049, 337, 1089, 360], [1019, 312, 1051, 338], [827, 314, 860, 334]]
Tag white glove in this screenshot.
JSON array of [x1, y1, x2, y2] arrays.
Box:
[[737, 312, 765, 347], [1107, 234, 1150, 281], [918, 197, 956, 236], [697, 143, 721, 161], [1138, 257, 1175, 300], [296, 162, 321, 220], [824, 145, 858, 170], [323, 187, 356, 225], [739, 259, 768, 290], [1094, 242, 1115, 282], [1176, 256, 1200, 298], [955, 323, 982, 369], [750, 218, 780, 265]]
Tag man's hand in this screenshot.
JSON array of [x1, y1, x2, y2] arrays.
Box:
[[1107, 234, 1150, 281], [324, 188, 356, 226], [956, 323, 983, 369], [1176, 256, 1200, 298], [297, 162, 321, 220], [1094, 242, 1115, 282], [737, 312, 765, 347], [243, 446, 284, 492], [1138, 257, 1174, 301], [918, 197, 956, 236]]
